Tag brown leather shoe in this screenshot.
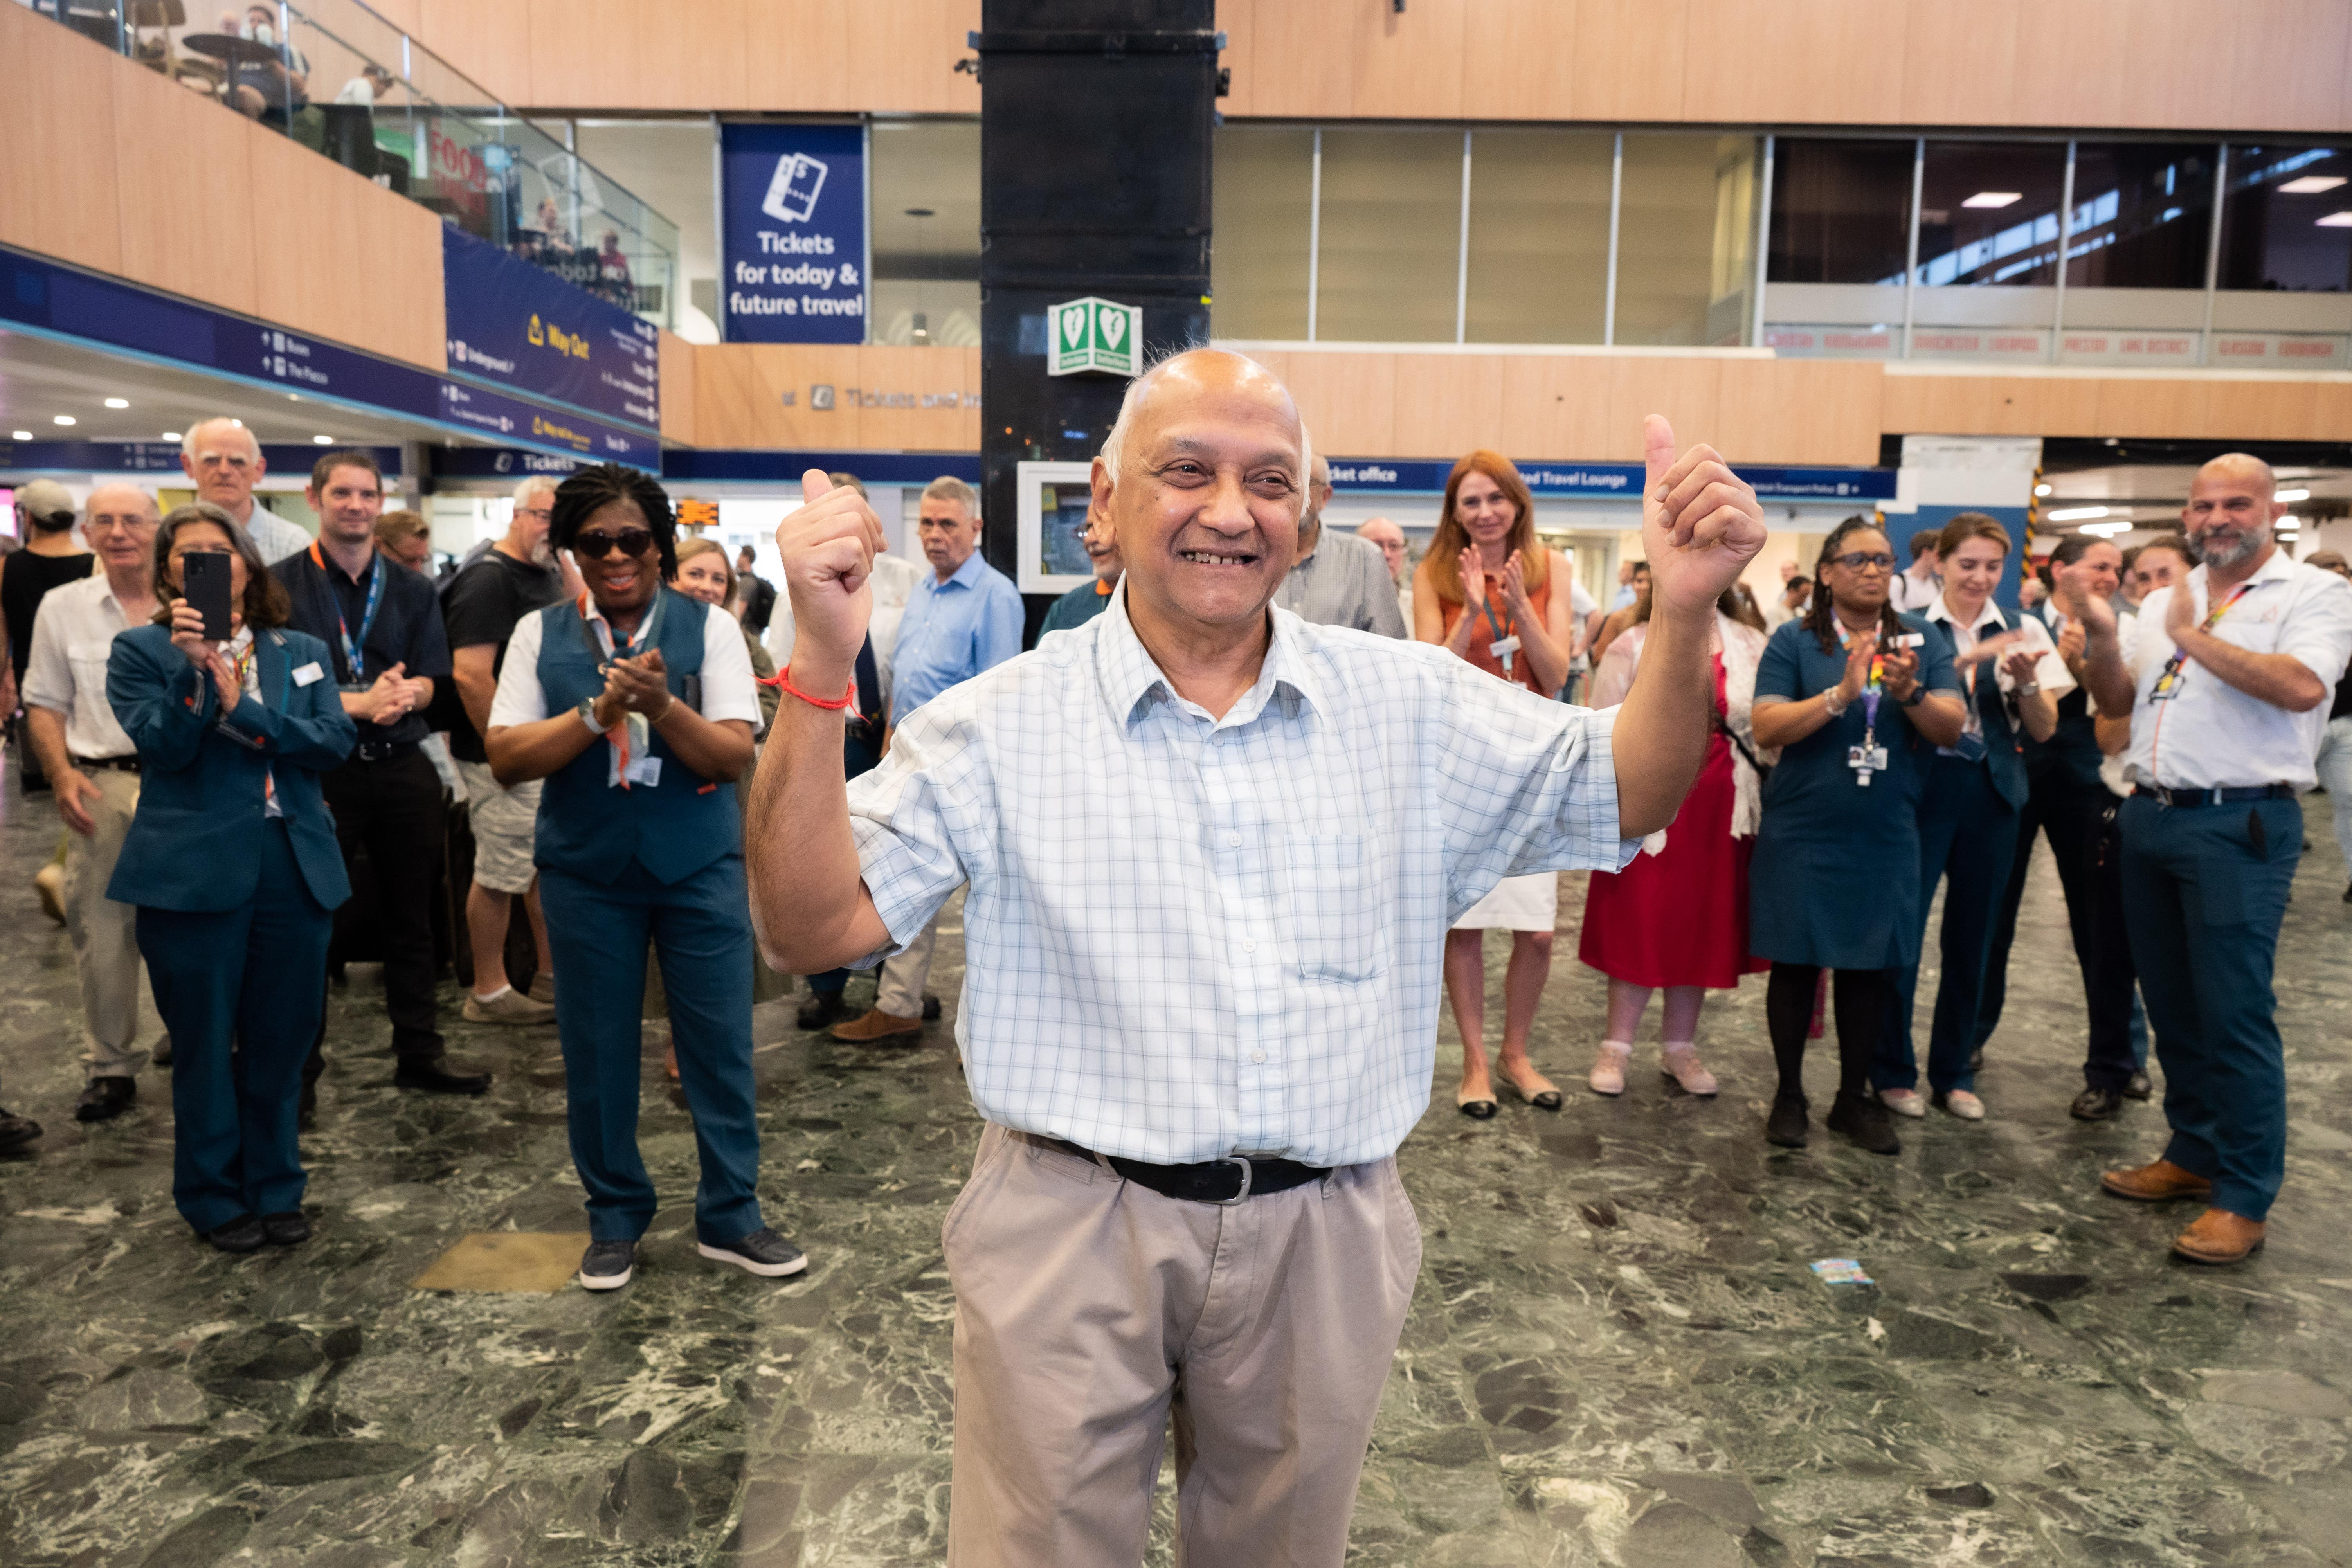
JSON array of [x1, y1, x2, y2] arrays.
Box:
[[2173, 1208, 2266, 1264], [2100, 1158, 2215, 1203], [829, 1007, 923, 1044]]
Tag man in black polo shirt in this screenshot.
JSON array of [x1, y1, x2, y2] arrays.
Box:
[[735, 544, 776, 634], [274, 450, 489, 1099]]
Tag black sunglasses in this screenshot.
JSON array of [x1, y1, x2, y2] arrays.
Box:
[[573, 527, 654, 559]]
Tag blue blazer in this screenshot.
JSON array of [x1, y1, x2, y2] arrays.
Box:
[[105, 623, 357, 913]]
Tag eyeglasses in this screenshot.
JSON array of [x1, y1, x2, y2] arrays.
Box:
[[518, 507, 554, 524], [573, 527, 654, 559], [1829, 551, 1896, 572]]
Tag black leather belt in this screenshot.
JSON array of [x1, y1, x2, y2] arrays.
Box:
[[73, 754, 140, 773], [351, 738, 421, 764], [1048, 1137, 1327, 1204], [2134, 783, 2296, 807]]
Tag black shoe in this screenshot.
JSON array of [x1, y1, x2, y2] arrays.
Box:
[[578, 1239, 636, 1291], [0, 1107, 42, 1154], [922, 992, 942, 1021], [1765, 1093, 1810, 1148], [795, 990, 848, 1031], [2070, 1086, 2125, 1121], [2343, 879, 2352, 905], [260, 1210, 312, 1246], [394, 1057, 492, 1096], [697, 1227, 809, 1278], [2125, 1069, 2153, 1102], [204, 1215, 267, 1253], [1826, 1092, 1901, 1156], [74, 1076, 136, 1123], [151, 1036, 173, 1068]]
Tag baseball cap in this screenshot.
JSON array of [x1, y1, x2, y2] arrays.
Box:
[[14, 479, 75, 527]]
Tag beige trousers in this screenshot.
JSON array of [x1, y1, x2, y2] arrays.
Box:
[[943, 1125, 1422, 1568], [61, 769, 155, 1078], [874, 912, 939, 1017]]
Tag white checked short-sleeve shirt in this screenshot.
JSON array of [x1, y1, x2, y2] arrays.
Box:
[[843, 583, 1639, 1168]]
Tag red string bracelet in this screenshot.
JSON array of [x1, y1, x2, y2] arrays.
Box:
[[776, 664, 857, 711]]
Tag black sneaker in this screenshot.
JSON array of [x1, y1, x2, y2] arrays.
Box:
[[921, 992, 943, 1022], [260, 1210, 312, 1246], [579, 1239, 636, 1291], [2069, 1086, 2125, 1121], [204, 1215, 267, 1253], [394, 1057, 492, 1095], [74, 1076, 136, 1123], [697, 1228, 808, 1278], [1826, 1092, 1901, 1156], [1765, 1093, 1809, 1148], [2125, 1070, 2153, 1101], [795, 990, 848, 1031], [0, 1107, 43, 1155]]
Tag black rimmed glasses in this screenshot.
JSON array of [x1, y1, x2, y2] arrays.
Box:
[[1828, 551, 1896, 572]]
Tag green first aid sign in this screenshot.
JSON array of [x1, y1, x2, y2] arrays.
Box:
[[1048, 297, 1143, 378]]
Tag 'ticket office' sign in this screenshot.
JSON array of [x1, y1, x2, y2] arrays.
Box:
[[719, 123, 866, 344]]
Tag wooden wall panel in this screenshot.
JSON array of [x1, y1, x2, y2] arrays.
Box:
[[413, 0, 533, 104], [2101, 0, 2215, 131], [1495, 356, 1615, 463], [1401, 354, 1507, 460], [659, 330, 699, 446], [1235, 0, 1355, 119], [1714, 358, 1879, 464], [1600, 360, 1722, 462], [1281, 352, 1397, 456], [679, 344, 981, 451], [1568, 0, 1685, 122], [2010, 0, 2130, 129], [114, 54, 260, 319], [246, 132, 446, 369], [1462, 0, 1581, 122], [1350, 0, 1466, 123], [2092, 378, 2216, 439], [746, 2, 852, 112], [522, 0, 634, 108], [1900, 0, 2018, 127], [1682, 0, 1908, 127], [638, 0, 752, 112], [1, 7, 124, 278], [2229, 0, 2352, 135]]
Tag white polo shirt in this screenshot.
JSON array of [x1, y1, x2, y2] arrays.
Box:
[[488, 596, 764, 733], [2118, 549, 2352, 792], [1919, 594, 2074, 749]]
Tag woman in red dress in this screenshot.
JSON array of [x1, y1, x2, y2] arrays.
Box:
[[1579, 586, 1774, 1097]]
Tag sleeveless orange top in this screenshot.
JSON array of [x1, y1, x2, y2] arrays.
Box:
[[1437, 567, 1553, 693]]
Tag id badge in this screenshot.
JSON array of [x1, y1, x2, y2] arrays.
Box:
[[1489, 635, 1521, 662], [1847, 743, 1890, 785], [1953, 734, 1988, 763], [2150, 666, 2185, 702], [625, 755, 662, 787]]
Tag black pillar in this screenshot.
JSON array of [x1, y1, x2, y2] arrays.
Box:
[[974, 2, 1219, 643]]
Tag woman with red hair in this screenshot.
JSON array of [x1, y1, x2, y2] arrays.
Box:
[[1414, 451, 1579, 1119]]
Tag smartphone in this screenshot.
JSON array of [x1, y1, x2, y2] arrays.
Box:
[[183, 552, 234, 641]]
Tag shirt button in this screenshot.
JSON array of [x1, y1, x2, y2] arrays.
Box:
[[1252, 1050, 1267, 1064], [1243, 938, 1257, 953], [1227, 833, 1242, 847]]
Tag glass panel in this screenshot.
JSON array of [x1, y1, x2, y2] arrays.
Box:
[[1616, 134, 1758, 347], [1768, 139, 1913, 285], [2065, 144, 2217, 289], [870, 120, 983, 347], [1211, 126, 1315, 340], [1914, 141, 2067, 287], [2220, 146, 2352, 293], [1315, 130, 1462, 343], [1463, 130, 1612, 344]]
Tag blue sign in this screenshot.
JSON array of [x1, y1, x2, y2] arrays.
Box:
[[1325, 457, 1897, 502], [719, 124, 866, 344], [0, 441, 403, 476], [437, 381, 657, 466], [442, 228, 659, 432]]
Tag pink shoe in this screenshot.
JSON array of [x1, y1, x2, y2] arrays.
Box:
[[1659, 1043, 1718, 1097], [1588, 1041, 1632, 1097]]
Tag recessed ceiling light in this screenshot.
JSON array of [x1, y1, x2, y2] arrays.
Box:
[[10, 430, 31, 441], [312, 434, 334, 445], [2079, 520, 2133, 536], [2280, 175, 2346, 194], [2033, 482, 2052, 496], [2047, 505, 2109, 522], [2276, 488, 2312, 502], [53, 414, 76, 426], [1963, 191, 2023, 208], [103, 397, 129, 409], [2318, 211, 2352, 228], [162, 430, 182, 441]]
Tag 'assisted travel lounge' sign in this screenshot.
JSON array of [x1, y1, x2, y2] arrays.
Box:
[[719, 124, 866, 344]]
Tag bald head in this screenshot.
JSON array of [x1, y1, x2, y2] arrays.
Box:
[[2185, 451, 2285, 572], [1099, 349, 1310, 486], [1358, 517, 1407, 584]]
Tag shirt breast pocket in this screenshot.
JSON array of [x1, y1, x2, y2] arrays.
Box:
[[67, 639, 116, 695], [2212, 613, 2282, 656], [1281, 832, 1384, 984]]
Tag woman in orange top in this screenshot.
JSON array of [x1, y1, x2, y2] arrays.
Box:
[[1414, 451, 1579, 1119]]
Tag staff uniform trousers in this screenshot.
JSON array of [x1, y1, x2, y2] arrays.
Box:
[[539, 854, 763, 1244], [1876, 753, 2017, 1095], [311, 746, 447, 1079], [61, 767, 158, 1079], [137, 820, 331, 1233], [943, 1125, 1422, 1568], [2080, 799, 2148, 1093], [2119, 792, 2299, 1222]]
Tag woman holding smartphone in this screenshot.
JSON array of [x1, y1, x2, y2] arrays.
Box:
[[106, 503, 356, 1252], [1749, 518, 1966, 1154]]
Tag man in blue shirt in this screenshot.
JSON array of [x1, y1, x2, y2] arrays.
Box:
[[832, 476, 1023, 1043]]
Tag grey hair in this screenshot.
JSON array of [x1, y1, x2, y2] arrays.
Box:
[[921, 475, 979, 515], [181, 418, 259, 463], [1097, 348, 1310, 487], [512, 473, 559, 505]]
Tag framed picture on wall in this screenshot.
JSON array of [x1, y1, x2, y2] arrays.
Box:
[[1015, 460, 1098, 594]]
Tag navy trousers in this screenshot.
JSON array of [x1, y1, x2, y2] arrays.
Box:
[[2119, 792, 2299, 1222], [1877, 753, 2019, 1095], [138, 820, 332, 1233], [541, 854, 764, 1244]]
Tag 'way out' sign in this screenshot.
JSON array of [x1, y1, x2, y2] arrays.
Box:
[[1048, 297, 1142, 377]]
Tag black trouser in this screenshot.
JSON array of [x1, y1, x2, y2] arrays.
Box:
[[309, 746, 447, 1078], [1976, 770, 2137, 1084], [2079, 798, 2144, 1092], [1766, 963, 1893, 1102]]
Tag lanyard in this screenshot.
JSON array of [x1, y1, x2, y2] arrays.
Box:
[[2151, 580, 2266, 699], [1477, 574, 1520, 677], [1837, 624, 1889, 785], [310, 542, 384, 684], [576, 591, 669, 789]]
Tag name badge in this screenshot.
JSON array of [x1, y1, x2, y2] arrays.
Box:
[[624, 755, 662, 787], [1489, 635, 1521, 661], [292, 662, 325, 687], [1848, 743, 1890, 785], [1952, 734, 1988, 763], [2150, 667, 2185, 702]]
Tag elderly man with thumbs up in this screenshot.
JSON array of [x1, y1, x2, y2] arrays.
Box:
[[747, 349, 1765, 1568]]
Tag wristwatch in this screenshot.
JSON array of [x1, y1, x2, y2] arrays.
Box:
[[2014, 681, 2040, 697], [1900, 687, 1927, 707], [576, 697, 611, 734]]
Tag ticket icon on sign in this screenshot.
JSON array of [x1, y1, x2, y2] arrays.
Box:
[[761, 153, 828, 224]]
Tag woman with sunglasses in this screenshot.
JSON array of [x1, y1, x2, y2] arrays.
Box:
[[105, 504, 356, 1251], [486, 464, 803, 1293], [1749, 517, 1966, 1154]]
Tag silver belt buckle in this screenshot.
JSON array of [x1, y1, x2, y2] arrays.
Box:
[[1212, 1155, 1254, 1206]]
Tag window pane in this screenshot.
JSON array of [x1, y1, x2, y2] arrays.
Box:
[[1914, 141, 2067, 287], [1316, 129, 1462, 343], [869, 121, 981, 347], [1769, 138, 1913, 285], [1211, 126, 1315, 339], [1617, 134, 1758, 346], [1463, 130, 1612, 344], [2065, 144, 2217, 289], [2220, 145, 2352, 293]]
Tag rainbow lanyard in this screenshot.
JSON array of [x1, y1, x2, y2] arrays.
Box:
[[2150, 581, 2264, 700], [1835, 624, 1889, 786]]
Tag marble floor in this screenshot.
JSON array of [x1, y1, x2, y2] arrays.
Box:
[[4, 756, 2352, 1568]]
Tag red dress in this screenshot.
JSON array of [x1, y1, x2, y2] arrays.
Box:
[[1578, 654, 1767, 989]]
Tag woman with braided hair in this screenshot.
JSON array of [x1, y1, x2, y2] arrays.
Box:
[[1747, 517, 1966, 1155]]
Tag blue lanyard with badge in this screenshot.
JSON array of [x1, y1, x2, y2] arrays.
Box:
[[310, 542, 383, 689], [1480, 584, 1520, 678]]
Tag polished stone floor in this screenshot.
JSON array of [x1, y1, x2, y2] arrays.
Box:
[[4, 752, 2352, 1567]]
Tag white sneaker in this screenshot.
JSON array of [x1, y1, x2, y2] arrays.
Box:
[[1878, 1087, 1927, 1119], [1934, 1089, 1987, 1122]]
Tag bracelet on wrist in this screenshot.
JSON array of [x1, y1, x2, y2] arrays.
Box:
[[778, 664, 857, 712], [1822, 687, 1850, 717]]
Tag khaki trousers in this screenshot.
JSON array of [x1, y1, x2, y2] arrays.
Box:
[[61, 768, 155, 1078], [943, 1125, 1422, 1568], [874, 912, 939, 1017]]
